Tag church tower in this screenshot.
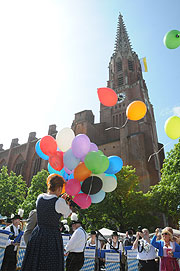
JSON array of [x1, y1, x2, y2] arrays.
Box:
[[100, 14, 163, 191], [72, 14, 164, 192]]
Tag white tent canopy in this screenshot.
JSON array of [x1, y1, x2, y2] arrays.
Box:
[[98, 228, 126, 240]]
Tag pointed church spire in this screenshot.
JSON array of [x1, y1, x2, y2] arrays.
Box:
[[114, 13, 133, 55]]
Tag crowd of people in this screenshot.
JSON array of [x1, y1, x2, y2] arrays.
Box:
[[1, 173, 180, 271]]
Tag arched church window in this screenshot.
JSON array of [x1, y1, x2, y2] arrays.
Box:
[[116, 115, 118, 126], [116, 61, 122, 72], [118, 76, 123, 87], [122, 112, 125, 124], [128, 60, 134, 71], [13, 154, 25, 176], [32, 158, 41, 176], [113, 115, 115, 127], [119, 114, 121, 125]]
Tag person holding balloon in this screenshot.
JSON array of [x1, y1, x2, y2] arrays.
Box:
[[21, 174, 72, 271]]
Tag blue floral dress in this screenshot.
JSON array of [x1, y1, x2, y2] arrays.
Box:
[[21, 195, 65, 271]]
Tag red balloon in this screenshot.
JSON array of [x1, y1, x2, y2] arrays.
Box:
[[65, 179, 81, 196], [40, 136, 57, 156], [97, 87, 118, 107], [73, 193, 91, 209], [49, 151, 64, 171]]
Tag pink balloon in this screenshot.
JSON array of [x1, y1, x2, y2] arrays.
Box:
[[65, 179, 81, 196], [73, 193, 91, 209]]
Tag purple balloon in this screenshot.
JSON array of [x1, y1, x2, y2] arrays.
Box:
[[72, 134, 91, 158], [90, 142, 98, 152]]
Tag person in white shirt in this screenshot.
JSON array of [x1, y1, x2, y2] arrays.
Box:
[[105, 231, 123, 251], [132, 228, 158, 271], [1, 214, 22, 271], [87, 230, 101, 248], [65, 220, 87, 271]]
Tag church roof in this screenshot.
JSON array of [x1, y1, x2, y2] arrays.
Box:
[[114, 13, 133, 55]]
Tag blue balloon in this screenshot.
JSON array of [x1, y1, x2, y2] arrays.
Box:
[[48, 163, 62, 175], [68, 173, 74, 180], [63, 171, 69, 181], [63, 149, 80, 171], [35, 140, 49, 160], [90, 190, 105, 203], [105, 156, 123, 174], [105, 173, 117, 180]]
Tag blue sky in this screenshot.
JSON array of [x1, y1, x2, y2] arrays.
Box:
[[0, 0, 179, 156]]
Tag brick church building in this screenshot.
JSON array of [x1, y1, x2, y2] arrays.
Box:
[[0, 14, 164, 192]]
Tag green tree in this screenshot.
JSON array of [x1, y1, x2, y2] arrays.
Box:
[[148, 140, 180, 227], [79, 166, 158, 232], [0, 166, 27, 216], [21, 169, 49, 218]]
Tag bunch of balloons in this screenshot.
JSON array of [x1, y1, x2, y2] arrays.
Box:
[[164, 116, 180, 140], [164, 30, 180, 49], [35, 128, 123, 209]]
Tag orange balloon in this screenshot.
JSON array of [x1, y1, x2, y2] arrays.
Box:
[[74, 162, 92, 182], [126, 101, 147, 121], [97, 87, 118, 107]]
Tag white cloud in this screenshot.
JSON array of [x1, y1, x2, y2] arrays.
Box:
[[173, 107, 180, 117]]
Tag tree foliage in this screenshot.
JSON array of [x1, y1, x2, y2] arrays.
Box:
[[79, 165, 158, 232], [148, 140, 180, 227], [0, 166, 27, 216], [20, 169, 49, 218]]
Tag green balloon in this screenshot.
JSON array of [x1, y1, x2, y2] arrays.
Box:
[[99, 155, 109, 173], [164, 30, 180, 49], [164, 116, 180, 140], [84, 151, 109, 174]]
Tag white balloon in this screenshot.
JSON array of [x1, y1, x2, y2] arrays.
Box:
[[90, 190, 105, 203], [56, 127, 75, 152], [102, 175, 117, 192]]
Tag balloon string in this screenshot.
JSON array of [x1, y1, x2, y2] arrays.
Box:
[[120, 118, 128, 129], [148, 142, 171, 162], [86, 175, 93, 200]]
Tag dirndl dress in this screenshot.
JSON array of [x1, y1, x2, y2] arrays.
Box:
[[21, 196, 64, 271]]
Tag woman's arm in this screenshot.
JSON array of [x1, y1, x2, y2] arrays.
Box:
[[55, 197, 72, 218], [173, 242, 180, 258], [150, 235, 161, 249]]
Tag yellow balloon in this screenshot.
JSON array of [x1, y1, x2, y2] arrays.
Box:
[[126, 101, 147, 121], [164, 116, 180, 140]]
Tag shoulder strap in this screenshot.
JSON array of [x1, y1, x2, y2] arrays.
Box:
[[80, 227, 87, 251], [10, 225, 15, 234], [138, 240, 144, 253]]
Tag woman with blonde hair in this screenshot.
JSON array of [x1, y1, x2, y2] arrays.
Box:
[[21, 174, 72, 271], [151, 227, 180, 271]]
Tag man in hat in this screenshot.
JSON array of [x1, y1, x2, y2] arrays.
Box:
[[123, 228, 136, 247], [1, 214, 22, 271], [65, 220, 88, 271]]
